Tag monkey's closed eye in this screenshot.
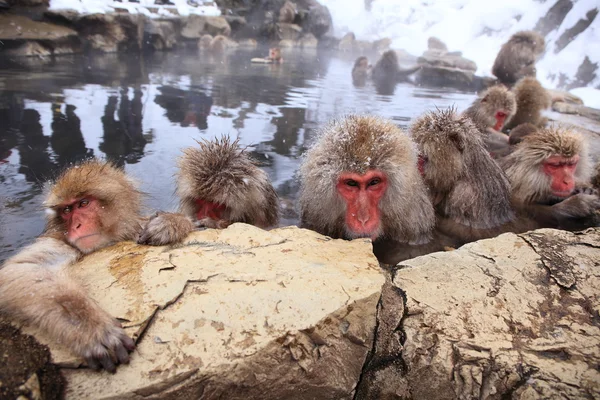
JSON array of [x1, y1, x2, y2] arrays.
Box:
[[368, 178, 381, 186], [345, 179, 358, 187]]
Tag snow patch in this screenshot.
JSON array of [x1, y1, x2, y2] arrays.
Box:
[[49, 0, 221, 18]]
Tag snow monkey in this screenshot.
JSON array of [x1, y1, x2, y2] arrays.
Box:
[[463, 85, 517, 156], [492, 30, 546, 86], [410, 108, 516, 246], [0, 160, 193, 372], [299, 115, 436, 263], [500, 126, 600, 230], [352, 56, 371, 87], [503, 77, 551, 131], [177, 136, 280, 229]]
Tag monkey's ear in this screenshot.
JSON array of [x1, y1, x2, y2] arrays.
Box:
[[481, 96, 488, 103]]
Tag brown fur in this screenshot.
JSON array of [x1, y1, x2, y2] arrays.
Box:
[[372, 50, 420, 89], [592, 162, 600, 189], [504, 77, 551, 131], [278, 1, 297, 23], [177, 136, 280, 229], [492, 30, 546, 86], [352, 56, 371, 86], [508, 122, 538, 145], [209, 35, 236, 53], [198, 34, 213, 49], [299, 115, 435, 247], [463, 85, 517, 134], [0, 160, 195, 373], [500, 126, 599, 229], [410, 109, 515, 245]]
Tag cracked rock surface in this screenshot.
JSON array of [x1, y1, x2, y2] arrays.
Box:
[[356, 228, 600, 399], [24, 224, 384, 399]]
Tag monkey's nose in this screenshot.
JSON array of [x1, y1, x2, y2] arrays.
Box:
[[357, 214, 370, 225]]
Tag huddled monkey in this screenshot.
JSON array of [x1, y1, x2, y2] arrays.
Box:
[[352, 56, 371, 87], [299, 115, 436, 263], [371, 50, 421, 94], [462, 85, 516, 156], [176, 136, 280, 230], [503, 77, 551, 131], [0, 160, 192, 373], [500, 127, 600, 230], [410, 108, 516, 246], [492, 30, 546, 87]]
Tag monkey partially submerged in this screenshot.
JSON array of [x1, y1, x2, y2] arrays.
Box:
[[299, 115, 437, 263], [410, 108, 516, 246], [500, 127, 600, 230], [177, 136, 280, 229], [0, 160, 192, 373]]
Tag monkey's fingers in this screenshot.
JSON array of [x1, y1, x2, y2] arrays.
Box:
[[85, 348, 117, 373]]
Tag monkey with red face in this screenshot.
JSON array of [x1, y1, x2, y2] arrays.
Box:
[[299, 115, 436, 264], [0, 160, 193, 373], [500, 127, 600, 230]]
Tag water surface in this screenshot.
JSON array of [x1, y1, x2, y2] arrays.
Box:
[[0, 48, 475, 261]]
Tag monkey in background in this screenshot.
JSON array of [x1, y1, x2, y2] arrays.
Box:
[[410, 108, 516, 246], [371, 50, 421, 94], [198, 34, 213, 49], [176, 136, 280, 230], [268, 47, 283, 63], [278, 1, 297, 23], [0, 160, 193, 373], [299, 115, 437, 264], [462, 85, 516, 156], [503, 77, 551, 131], [351, 56, 371, 87], [500, 127, 600, 230], [492, 30, 546, 87]]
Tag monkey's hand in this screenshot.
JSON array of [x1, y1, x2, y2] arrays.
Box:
[[553, 193, 600, 219], [196, 218, 231, 229], [79, 317, 136, 373], [138, 212, 195, 246]]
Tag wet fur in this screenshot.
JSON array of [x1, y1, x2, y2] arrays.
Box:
[[492, 30, 546, 86], [299, 115, 435, 245], [410, 109, 515, 243], [463, 85, 517, 134], [177, 136, 280, 229], [504, 77, 551, 131]]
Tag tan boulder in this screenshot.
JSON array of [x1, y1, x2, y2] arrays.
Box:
[[24, 224, 384, 399], [357, 228, 600, 399]]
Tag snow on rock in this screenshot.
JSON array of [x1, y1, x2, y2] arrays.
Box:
[[321, 0, 600, 90], [570, 87, 600, 109], [49, 0, 221, 18]]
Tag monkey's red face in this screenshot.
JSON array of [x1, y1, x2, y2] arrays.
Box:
[[59, 197, 107, 253], [336, 170, 387, 240], [195, 198, 226, 221], [542, 155, 579, 198], [494, 110, 508, 130]]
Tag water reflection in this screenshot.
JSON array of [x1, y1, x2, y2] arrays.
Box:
[[0, 49, 475, 262]]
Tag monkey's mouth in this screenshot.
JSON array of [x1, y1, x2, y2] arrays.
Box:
[[70, 233, 106, 252], [551, 190, 573, 198]]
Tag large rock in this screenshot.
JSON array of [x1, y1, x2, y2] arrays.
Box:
[[181, 15, 231, 39], [415, 65, 476, 90], [357, 228, 600, 399], [277, 22, 302, 40], [143, 19, 178, 51], [77, 13, 144, 53], [302, 3, 332, 38], [417, 51, 477, 72], [23, 224, 385, 399]]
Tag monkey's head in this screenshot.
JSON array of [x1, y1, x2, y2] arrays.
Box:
[[44, 160, 142, 254], [508, 123, 538, 145], [177, 136, 278, 227], [411, 109, 515, 228], [511, 30, 546, 56], [470, 85, 517, 131], [513, 77, 551, 111], [353, 56, 369, 70], [268, 47, 282, 60], [300, 115, 434, 243], [503, 127, 591, 203]]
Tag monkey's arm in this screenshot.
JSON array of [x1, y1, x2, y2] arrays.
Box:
[[138, 212, 195, 245], [517, 193, 600, 229], [0, 238, 135, 372]]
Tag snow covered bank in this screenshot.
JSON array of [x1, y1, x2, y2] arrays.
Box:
[[321, 0, 600, 91], [49, 0, 220, 17]]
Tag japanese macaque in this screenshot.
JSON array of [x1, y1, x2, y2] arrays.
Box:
[[503, 77, 551, 131], [500, 127, 600, 230], [278, 0, 297, 23], [508, 122, 538, 146], [463, 85, 516, 156], [410, 109, 516, 246], [371, 50, 420, 94], [352, 56, 371, 87], [592, 163, 600, 189], [0, 160, 193, 373], [268, 47, 283, 63], [177, 136, 279, 229], [492, 30, 546, 86], [198, 34, 213, 49], [208, 35, 237, 53], [299, 115, 436, 263]]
